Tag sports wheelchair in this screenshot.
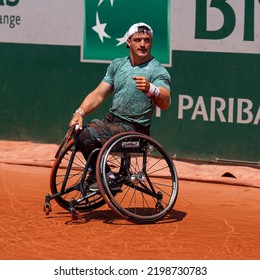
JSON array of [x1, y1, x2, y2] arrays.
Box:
[[44, 125, 178, 223]]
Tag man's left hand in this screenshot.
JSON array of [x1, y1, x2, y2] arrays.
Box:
[[133, 76, 150, 93]]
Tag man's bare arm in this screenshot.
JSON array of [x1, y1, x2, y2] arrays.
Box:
[[69, 81, 114, 128]]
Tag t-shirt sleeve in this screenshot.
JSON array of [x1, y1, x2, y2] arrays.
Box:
[[153, 68, 171, 91], [102, 62, 114, 85]]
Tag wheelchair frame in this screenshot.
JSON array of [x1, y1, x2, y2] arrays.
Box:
[[44, 126, 178, 223]]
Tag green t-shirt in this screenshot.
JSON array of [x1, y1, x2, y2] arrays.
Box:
[[103, 56, 171, 127]]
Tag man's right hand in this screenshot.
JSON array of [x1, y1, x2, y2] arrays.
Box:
[[69, 113, 83, 130]]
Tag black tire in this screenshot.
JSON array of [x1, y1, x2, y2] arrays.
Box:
[[96, 132, 178, 223], [50, 139, 106, 211]]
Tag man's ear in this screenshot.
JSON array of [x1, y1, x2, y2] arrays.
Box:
[[126, 38, 131, 48]]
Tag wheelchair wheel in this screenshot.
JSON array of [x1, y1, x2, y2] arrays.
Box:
[[96, 132, 178, 223], [50, 138, 106, 212]]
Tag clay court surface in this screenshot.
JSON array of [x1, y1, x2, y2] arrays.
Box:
[[0, 141, 259, 260]]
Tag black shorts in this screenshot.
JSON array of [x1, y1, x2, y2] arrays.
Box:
[[78, 113, 150, 155]]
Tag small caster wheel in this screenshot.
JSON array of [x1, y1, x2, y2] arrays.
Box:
[[70, 209, 80, 220], [43, 203, 52, 216], [45, 205, 50, 216], [155, 202, 164, 212]]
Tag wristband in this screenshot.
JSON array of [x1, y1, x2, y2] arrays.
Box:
[[148, 83, 160, 98], [73, 108, 85, 117]]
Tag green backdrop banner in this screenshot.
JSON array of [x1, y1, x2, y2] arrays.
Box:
[[0, 43, 259, 162]]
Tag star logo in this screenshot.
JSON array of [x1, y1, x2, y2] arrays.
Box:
[[92, 0, 126, 46], [98, 0, 114, 6], [116, 32, 128, 46], [92, 12, 111, 43], [83, 0, 170, 65]]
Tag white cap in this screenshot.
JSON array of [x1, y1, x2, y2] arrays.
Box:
[[126, 22, 153, 39]]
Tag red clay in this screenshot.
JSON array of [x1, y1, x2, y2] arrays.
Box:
[[0, 159, 259, 260]]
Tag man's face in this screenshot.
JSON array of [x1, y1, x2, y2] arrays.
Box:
[[127, 32, 152, 59]]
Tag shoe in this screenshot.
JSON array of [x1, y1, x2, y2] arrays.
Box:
[[89, 171, 115, 192], [89, 173, 122, 193], [89, 181, 99, 192]]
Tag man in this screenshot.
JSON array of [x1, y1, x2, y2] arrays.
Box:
[[69, 22, 171, 191]]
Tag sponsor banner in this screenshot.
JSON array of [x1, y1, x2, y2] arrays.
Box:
[[178, 95, 260, 125], [0, 0, 259, 55], [171, 0, 260, 55], [0, 0, 83, 45], [82, 0, 170, 64]]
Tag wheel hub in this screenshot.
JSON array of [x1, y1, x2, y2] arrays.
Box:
[[130, 172, 145, 183]]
